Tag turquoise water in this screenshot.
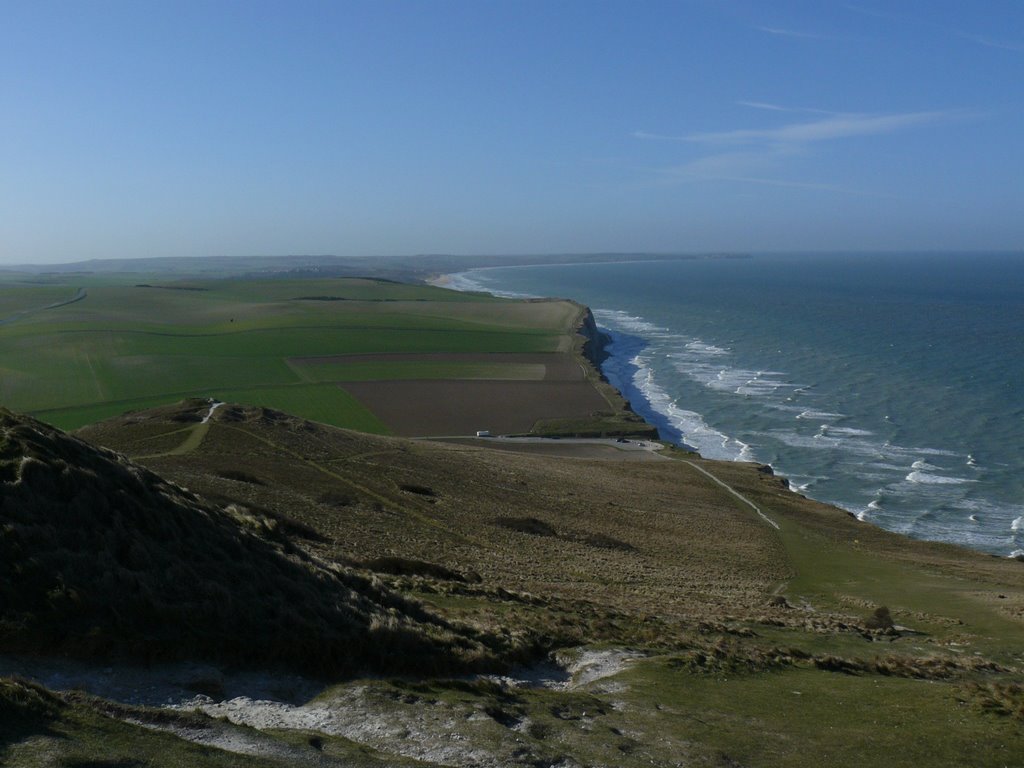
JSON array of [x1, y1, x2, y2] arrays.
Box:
[[449, 253, 1024, 556]]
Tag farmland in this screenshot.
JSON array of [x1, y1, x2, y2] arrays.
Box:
[[0, 275, 633, 434]]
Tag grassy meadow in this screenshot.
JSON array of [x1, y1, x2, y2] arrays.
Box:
[[0, 275, 586, 432]]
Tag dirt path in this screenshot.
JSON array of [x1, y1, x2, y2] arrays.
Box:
[[137, 400, 223, 458], [133, 719, 347, 766], [429, 435, 668, 462], [681, 460, 780, 530]]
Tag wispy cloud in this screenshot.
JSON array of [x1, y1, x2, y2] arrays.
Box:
[[736, 101, 837, 115], [637, 110, 957, 147], [651, 158, 887, 198], [756, 25, 829, 40], [661, 151, 778, 179], [633, 108, 965, 197], [757, 25, 819, 38], [844, 4, 1024, 53], [840, 3, 907, 23], [736, 100, 790, 112], [960, 33, 1024, 52], [632, 130, 688, 142]]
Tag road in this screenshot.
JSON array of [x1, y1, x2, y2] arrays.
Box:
[[0, 287, 87, 326], [423, 434, 667, 455]]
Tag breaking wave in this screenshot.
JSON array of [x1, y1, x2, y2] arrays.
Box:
[[441, 258, 1024, 557]]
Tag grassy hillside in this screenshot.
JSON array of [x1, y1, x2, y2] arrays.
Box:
[[0, 408, 507, 678], [80, 400, 787, 627], [65, 400, 1024, 766], [0, 399, 1021, 765]]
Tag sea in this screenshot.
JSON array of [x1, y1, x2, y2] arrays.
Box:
[[445, 253, 1024, 557]]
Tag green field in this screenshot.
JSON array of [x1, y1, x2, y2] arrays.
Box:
[[0, 276, 576, 430]]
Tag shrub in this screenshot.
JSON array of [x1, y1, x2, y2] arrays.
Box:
[[865, 606, 894, 630], [361, 556, 469, 582], [399, 483, 437, 497], [493, 517, 558, 537]]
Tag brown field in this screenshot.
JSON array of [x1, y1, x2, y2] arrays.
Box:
[[435, 438, 667, 461], [291, 351, 587, 381], [290, 351, 617, 436], [340, 379, 611, 436]]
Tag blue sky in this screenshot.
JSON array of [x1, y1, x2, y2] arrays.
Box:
[[2, 0, 1022, 263]]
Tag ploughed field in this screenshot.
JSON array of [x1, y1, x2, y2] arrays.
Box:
[[0, 275, 627, 435]]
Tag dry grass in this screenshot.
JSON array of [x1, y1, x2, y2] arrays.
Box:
[[8, 398, 1024, 766], [962, 681, 1024, 720], [79, 400, 789, 633]]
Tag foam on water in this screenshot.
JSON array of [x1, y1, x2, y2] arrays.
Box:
[[904, 470, 974, 485], [596, 310, 669, 338], [797, 410, 846, 420], [823, 426, 875, 437], [594, 304, 992, 527], [787, 475, 828, 493], [626, 367, 744, 461], [595, 313, 749, 461], [685, 340, 729, 356]]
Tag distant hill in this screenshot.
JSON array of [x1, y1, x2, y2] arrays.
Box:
[[2, 251, 743, 281]]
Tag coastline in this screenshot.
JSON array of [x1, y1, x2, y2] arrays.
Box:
[[436, 269, 700, 452], [455, 271, 999, 554], [434, 264, 1024, 560]]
